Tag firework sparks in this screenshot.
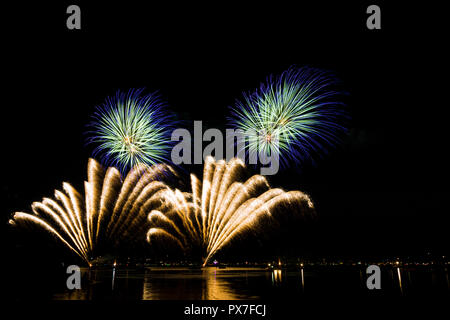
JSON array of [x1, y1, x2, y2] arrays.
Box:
[[146, 156, 315, 266], [9, 158, 178, 264], [228, 66, 348, 168], [87, 88, 176, 174]]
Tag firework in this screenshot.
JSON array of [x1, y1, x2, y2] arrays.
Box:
[[9, 158, 178, 263], [146, 156, 315, 265], [228, 66, 347, 168], [87, 89, 176, 174]]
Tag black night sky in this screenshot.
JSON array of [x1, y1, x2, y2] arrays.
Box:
[[2, 1, 449, 271]]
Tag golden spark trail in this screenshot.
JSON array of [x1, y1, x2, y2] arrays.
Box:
[[146, 156, 315, 266], [10, 158, 177, 264], [11, 212, 88, 262]]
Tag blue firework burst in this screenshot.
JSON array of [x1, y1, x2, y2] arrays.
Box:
[[228, 66, 348, 169], [87, 89, 176, 173]]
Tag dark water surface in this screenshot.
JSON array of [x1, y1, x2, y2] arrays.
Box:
[[50, 266, 449, 300]]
